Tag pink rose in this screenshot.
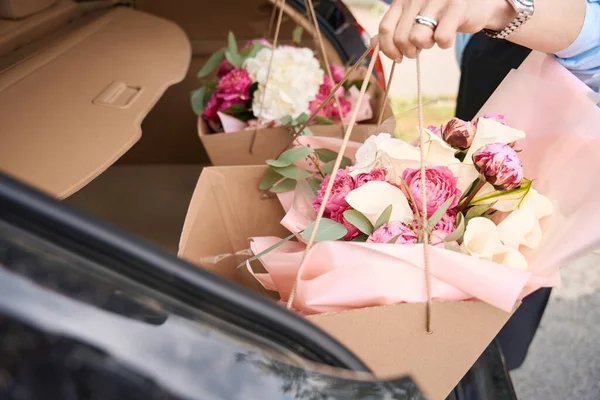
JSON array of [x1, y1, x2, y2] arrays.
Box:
[[443, 118, 475, 149], [218, 99, 246, 113], [217, 59, 234, 78], [330, 64, 345, 83], [215, 68, 252, 102], [313, 169, 355, 218], [472, 143, 524, 190], [354, 169, 387, 187], [367, 221, 418, 244], [434, 211, 457, 233], [401, 166, 461, 216], [246, 38, 272, 48], [203, 92, 221, 121]]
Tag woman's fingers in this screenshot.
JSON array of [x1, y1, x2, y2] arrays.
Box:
[[378, 1, 405, 62], [393, 0, 422, 59], [410, 1, 446, 50], [434, 1, 465, 49]]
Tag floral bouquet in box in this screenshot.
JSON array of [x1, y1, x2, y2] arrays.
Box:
[[246, 113, 558, 314], [191, 32, 374, 135]]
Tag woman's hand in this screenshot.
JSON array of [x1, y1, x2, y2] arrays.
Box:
[[370, 0, 516, 62]]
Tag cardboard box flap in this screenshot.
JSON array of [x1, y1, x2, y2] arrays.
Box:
[[0, 7, 191, 198]]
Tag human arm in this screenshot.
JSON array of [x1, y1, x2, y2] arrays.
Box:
[[371, 0, 588, 62]]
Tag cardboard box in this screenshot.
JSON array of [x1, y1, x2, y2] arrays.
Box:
[[178, 165, 514, 400], [198, 70, 394, 166]]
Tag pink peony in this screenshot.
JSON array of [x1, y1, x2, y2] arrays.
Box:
[[367, 221, 418, 244], [443, 117, 475, 149], [218, 99, 246, 113], [203, 92, 221, 121], [401, 166, 461, 216], [215, 68, 252, 102], [330, 64, 345, 83], [246, 38, 272, 48], [472, 143, 524, 190], [477, 113, 507, 127], [312, 169, 355, 218], [217, 59, 234, 78], [308, 76, 352, 119], [434, 211, 457, 233], [354, 169, 387, 187]]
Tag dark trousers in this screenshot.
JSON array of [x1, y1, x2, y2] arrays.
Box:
[[456, 33, 551, 370]]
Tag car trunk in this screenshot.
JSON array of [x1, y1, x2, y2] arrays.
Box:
[[0, 0, 348, 253]]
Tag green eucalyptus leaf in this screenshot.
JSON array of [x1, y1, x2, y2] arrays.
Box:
[[225, 51, 242, 68], [343, 210, 374, 235], [309, 178, 322, 195], [227, 32, 238, 56], [301, 218, 348, 242], [465, 203, 494, 221], [315, 115, 335, 125], [315, 148, 338, 162], [428, 196, 455, 230], [387, 234, 401, 244], [340, 157, 352, 169], [320, 160, 335, 175], [351, 234, 369, 242], [237, 234, 295, 268], [272, 165, 312, 180], [197, 48, 225, 78], [190, 87, 207, 116], [221, 104, 248, 114], [295, 113, 310, 125], [301, 127, 313, 136], [292, 25, 303, 44], [444, 213, 465, 243], [270, 178, 297, 193], [374, 205, 393, 230], [266, 147, 314, 168], [444, 243, 462, 253], [259, 168, 284, 190], [280, 115, 294, 126]]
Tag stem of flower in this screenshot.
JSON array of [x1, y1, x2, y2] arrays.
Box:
[[458, 180, 486, 213]]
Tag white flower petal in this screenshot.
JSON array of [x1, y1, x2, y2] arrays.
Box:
[[463, 217, 502, 260], [492, 245, 529, 270], [448, 163, 480, 194], [465, 118, 526, 162], [420, 128, 460, 166], [344, 181, 413, 226]]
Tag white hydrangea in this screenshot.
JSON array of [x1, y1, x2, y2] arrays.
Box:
[[244, 46, 324, 123]]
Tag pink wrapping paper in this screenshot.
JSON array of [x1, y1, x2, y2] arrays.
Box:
[[250, 53, 600, 314]]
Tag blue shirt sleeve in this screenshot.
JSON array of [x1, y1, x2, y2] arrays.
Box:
[[554, 0, 600, 92], [455, 33, 474, 69]]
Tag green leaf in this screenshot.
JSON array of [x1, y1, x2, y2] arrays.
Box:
[[259, 168, 284, 190], [444, 243, 462, 253], [428, 196, 455, 230], [227, 32, 238, 57], [280, 115, 294, 126], [221, 104, 248, 114], [374, 205, 393, 230], [301, 218, 348, 242], [465, 203, 494, 221], [295, 113, 310, 126], [309, 178, 322, 195], [351, 234, 369, 242], [470, 180, 531, 206], [237, 234, 295, 268], [266, 147, 314, 168], [455, 149, 468, 162], [444, 213, 465, 243], [292, 25, 303, 44], [190, 87, 207, 116], [343, 210, 374, 235], [271, 165, 312, 180], [241, 42, 266, 60], [301, 127, 313, 136], [197, 48, 225, 78], [270, 178, 297, 193], [320, 157, 352, 175], [315, 115, 335, 125], [315, 148, 338, 162], [387, 234, 401, 244], [225, 51, 242, 68]]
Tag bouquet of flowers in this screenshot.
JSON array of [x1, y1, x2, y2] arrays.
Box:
[[250, 113, 554, 314], [191, 32, 374, 134]]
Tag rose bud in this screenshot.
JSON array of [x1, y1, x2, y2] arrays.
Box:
[[443, 118, 475, 149], [472, 143, 524, 190]]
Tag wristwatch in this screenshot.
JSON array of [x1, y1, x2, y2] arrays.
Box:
[[483, 0, 535, 40]]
